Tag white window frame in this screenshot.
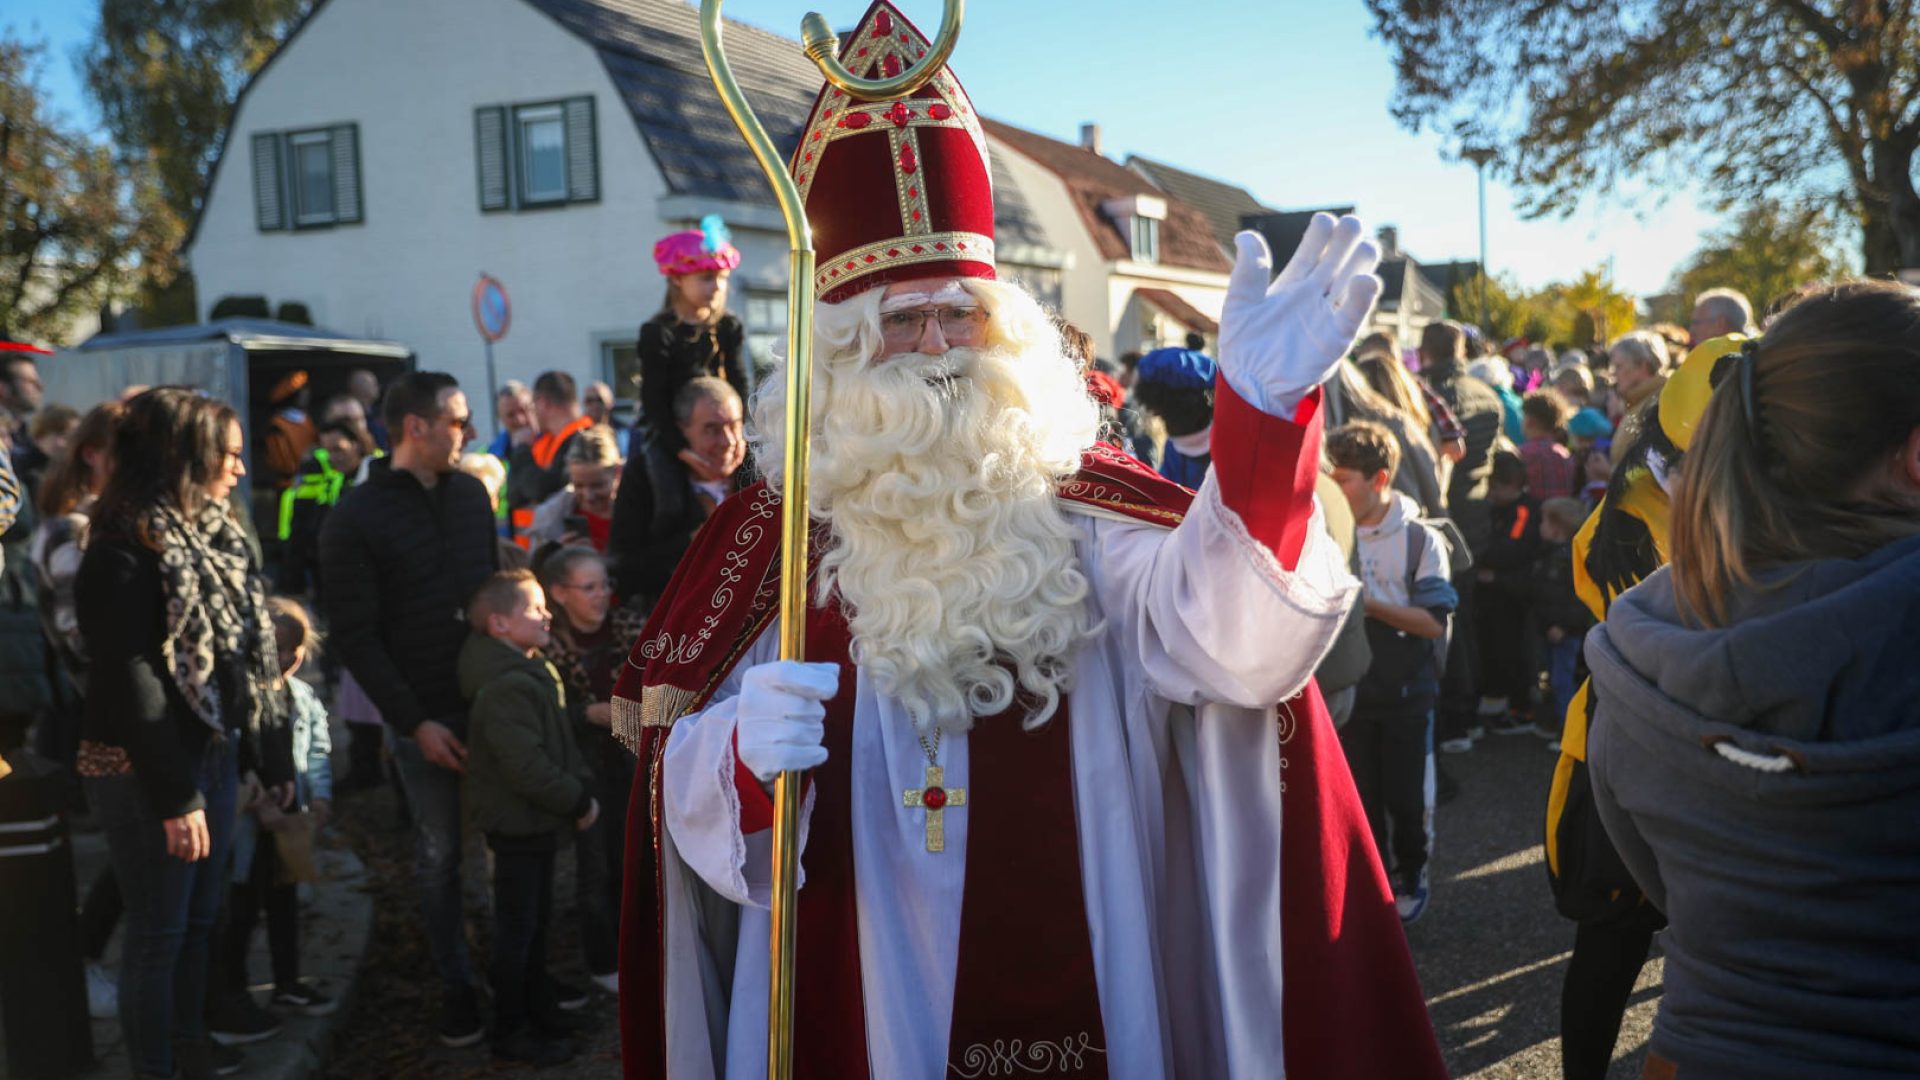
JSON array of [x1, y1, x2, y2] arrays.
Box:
[[1131, 215, 1160, 264], [514, 104, 568, 207], [288, 130, 337, 227]]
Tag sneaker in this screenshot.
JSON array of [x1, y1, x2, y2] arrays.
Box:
[[552, 978, 590, 1012], [173, 1036, 244, 1078], [532, 1008, 587, 1039], [271, 979, 340, 1017], [1439, 736, 1475, 754], [1395, 869, 1431, 925], [85, 961, 118, 1020], [590, 970, 619, 995], [437, 986, 487, 1049], [208, 991, 283, 1045], [492, 1030, 577, 1066], [209, 1040, 245, 1078], [1488, 712, 1533, 736]]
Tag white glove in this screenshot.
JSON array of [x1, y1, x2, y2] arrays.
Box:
[[735, 660, 840, 783], [1218, 213, 1383, 417]]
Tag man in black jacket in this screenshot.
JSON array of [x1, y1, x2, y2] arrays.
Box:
[[319, 372, 497, 1046], [608, 376, 748, 608]]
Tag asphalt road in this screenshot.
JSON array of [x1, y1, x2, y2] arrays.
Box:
[[327, 728, 1662, 1079], [1407, 731, 1663, 1079]]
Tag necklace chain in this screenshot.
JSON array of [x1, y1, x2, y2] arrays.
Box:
[[915, 729, 941, 766]]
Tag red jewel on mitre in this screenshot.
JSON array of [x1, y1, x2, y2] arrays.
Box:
[[789, 0, 996, 304]]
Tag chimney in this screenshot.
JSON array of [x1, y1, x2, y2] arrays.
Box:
[[1376, 225, 1399, 259], [1080, 123, 1102, 156]]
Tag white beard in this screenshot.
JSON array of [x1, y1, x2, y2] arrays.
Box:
[[753, 279, 1103, 734]]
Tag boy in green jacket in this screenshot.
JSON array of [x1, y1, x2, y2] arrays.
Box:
[[461, 569, 598, 1066]]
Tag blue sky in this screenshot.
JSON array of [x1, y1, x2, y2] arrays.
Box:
[[5, 0, 1726, 295]]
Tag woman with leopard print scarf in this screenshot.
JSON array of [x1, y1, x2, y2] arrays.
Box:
[[75, 388, 294, 1080]]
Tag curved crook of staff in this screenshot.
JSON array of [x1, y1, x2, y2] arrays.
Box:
[[694, 3, 963, 1078]]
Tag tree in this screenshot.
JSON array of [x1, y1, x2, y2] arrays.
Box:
[[1558, 268, 1640, 348], [1450, 269, 1550, 341], [81, 0, 313, 295], [1367, 0, 1920, 275], [1448, 268, 1633, 347], [1674, 200, 1850, 315], [0, 38, 173, 343]]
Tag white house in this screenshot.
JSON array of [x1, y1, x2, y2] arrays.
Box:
[[986, 120, 1233, 362], [187, 0, 1068, 436]]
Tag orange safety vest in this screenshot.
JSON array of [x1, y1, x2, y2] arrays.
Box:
[[532, 415, 595, 469], [510, 415, 596, 546]]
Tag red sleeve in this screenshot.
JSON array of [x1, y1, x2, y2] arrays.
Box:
[[731, 727, 817, 835], [1208, 378, 1324, 571], [732, 728, 775, 834]]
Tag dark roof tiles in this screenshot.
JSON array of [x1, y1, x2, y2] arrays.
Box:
[[525, 0, 1048, 251], [1128, 156, 1276, 254]]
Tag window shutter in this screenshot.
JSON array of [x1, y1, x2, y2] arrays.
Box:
[[331, 123, 362, 224], [475, 106, 510, 211], [564, 96, 598, 203], [252, 132, 285, 231]]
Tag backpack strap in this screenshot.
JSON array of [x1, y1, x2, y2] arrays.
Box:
[[1404, 519, 1430, 593]]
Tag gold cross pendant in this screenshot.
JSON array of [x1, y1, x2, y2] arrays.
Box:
[[902, 764, 967, 853]]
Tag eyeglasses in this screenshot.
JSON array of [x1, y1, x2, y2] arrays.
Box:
[[879, 306, 989, 346], [554, 579, 611, 594]]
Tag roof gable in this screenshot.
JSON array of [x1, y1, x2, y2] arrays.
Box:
[[982, 119, 1230, 274], [1128, 156, 1275, 254]]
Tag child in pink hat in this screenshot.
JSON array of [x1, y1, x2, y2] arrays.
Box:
[[638, 215, 750, 452]]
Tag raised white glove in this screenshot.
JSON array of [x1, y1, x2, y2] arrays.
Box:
[[735, 660, 840, 783], [1218, 213, 1383, 417]]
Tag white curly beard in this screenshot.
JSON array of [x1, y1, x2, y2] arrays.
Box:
[[753, 279, 1103, 735]]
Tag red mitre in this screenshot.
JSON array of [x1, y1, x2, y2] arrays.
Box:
[[790, 1, 995, 304]]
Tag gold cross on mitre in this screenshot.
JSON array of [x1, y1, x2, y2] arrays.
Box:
[[902, 764, 967, 853]]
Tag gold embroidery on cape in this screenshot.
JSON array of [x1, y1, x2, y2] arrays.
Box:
[[948, 1032, 1107, 1077]]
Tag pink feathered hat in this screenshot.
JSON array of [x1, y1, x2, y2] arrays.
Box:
[[654, 214, 742, 276]]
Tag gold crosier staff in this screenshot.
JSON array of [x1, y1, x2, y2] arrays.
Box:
[[695, 3, 965, 1078]]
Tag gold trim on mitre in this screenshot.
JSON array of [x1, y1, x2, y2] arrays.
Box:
[[814, 232, 994, 292]]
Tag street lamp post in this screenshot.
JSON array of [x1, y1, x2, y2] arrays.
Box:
[[1462, 147, 1496, 333]]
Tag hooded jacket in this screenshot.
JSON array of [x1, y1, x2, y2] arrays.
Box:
[[1585, 535, 1920, 1078], [459, 632, 594, 844]]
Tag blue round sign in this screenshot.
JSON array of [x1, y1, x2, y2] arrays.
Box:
[[472, 274, 511, 342]]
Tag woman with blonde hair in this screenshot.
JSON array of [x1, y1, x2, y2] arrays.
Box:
[[1585, 280, 1920, 1079]]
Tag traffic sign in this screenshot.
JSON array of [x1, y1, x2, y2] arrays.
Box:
[[473, 274, 511, 342]]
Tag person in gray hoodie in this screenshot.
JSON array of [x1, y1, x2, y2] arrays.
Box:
[[1586, 280, 1920, 1080]]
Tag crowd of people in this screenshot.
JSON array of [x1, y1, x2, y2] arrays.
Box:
[[1, 210, 1916, 1079], [0, 219, 752, 1075]]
